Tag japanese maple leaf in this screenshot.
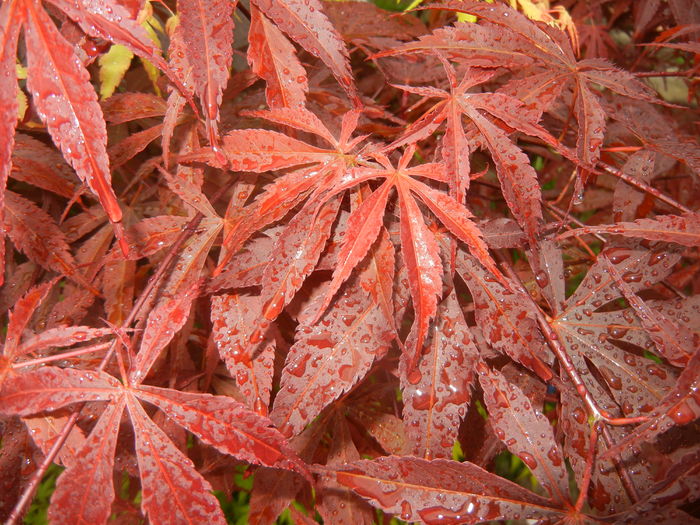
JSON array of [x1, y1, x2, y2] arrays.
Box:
[[181, 107, 366, 274], [428, 1, 661, 174], [0, 0, 182, 256], [312, 146, 501, 368], [0, 270, 309, 524], [0, 279, 111, 387], [386, 63, 565, 245]]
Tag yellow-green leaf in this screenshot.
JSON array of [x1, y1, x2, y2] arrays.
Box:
[[99, 44, 134, 99]]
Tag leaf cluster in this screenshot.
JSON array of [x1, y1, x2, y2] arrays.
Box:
[[0, 0, 699, 524]]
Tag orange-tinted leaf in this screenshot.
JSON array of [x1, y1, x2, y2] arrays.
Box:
[[318, 181, 393, 319], [3, 279, 55, 360], [252, 0, 358, 104], [260, 195, 341, 323], [185, 129, 334, 171], [24, 0, 122, 225], [396, 180, 442, 366], [408, 177, 500, 280], [248, 6, 307, 109]]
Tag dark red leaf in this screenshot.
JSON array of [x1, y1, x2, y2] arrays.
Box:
[[317, 456, 566, 524], [400, 290, 477, 460]]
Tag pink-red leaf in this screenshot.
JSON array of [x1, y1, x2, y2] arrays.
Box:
[[175, 0, 233, 142], [561, 213, 700, 247], [129, 280, 200, 385], [477, 362, 569, 504], [211, 293, 275, 411], [248, 6, 308, 109], [0, 1, 22, 284], [457, 253, 553, 381], [271, 276, 393, 437]]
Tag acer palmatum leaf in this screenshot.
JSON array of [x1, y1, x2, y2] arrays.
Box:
[[184, 128, 335, 171], [133, 385, 309, 477], [244, 107, 338, 146], [271, 270, 393, 437], [0, 367, 119, 416], [251, 0, 359, 105], [211, 293, 276, 411], [476, 362, 570, 505], [400, 290, 477, 460], [48, 397, 125, 525], [560, 213, 700, 247], [601, 257, 695, 366], [125, 393, 228, 525], [602, 349, 700, 461], [22, 413, 87, 469], [108, 123, 164, 169], [129, 279, 201, 385], [3, 279, 56, 360], [160, 165, 217, 217], [259, 195, 341, 323], [174, 0, 233, 144], [249, 416, 329, 524], [319, 180, 393, 317], [248, 6, 308, 109], [124, 215, 191, 259], [371, 22, 533, 69], [551, 244, 680, 413], [457, 253, 553, 381], [4, 190, 93, 292], [15, 326, 113, 358], [11, 134, 79, 198], [0, 0, 21, 287], [23, 0, 123, 232], [317, 456, 567, 524], [100, 92, 168, 125], [317, 413, 375, 525]]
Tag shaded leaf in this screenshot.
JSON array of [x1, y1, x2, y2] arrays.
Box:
[[317, 456, 565, 524]]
